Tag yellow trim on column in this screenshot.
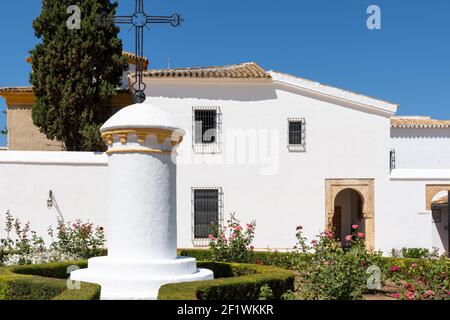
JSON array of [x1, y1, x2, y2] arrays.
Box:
[[101, 128, 184, 146], [118, 133, 128, 145], [137, 133, 147, 143], [105, 134, 113, 146]]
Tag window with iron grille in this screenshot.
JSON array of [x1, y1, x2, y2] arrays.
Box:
[[192, 106, 222, 153], [288, 118, 306, 152], [390, 149, 396, 171], [192, 188, 223, 244]]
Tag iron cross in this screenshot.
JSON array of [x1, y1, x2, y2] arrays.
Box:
[[101, 0, 183, 103]]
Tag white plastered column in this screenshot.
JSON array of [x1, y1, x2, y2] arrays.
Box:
[[71, 103, 213, 300]]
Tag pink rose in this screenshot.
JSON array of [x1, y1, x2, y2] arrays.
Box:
[[235, 225, 242, 232], [352, 224, 359, 230], [321, 230, 333, 238], [390, 265, 400, 273], [406, 291, 416, 300], [311, 240, 318, 246], [345, 235, 353, 242], [358, 233, 365, 238], [247, 223, 253, 230], [391, 293, 401, 299]]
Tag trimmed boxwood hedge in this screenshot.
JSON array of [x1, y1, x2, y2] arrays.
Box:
[[158, 261, 295, 300], [0, 261, 100, 300], [178, 249, 300, 269]]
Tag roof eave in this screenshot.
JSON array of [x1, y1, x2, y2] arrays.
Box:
[[269, 71, 399, 117]]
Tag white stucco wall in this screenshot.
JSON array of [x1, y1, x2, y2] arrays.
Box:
[[380, 177, 450, 254], [391, 128, 450, 169], [388, 127, 450, 253], [0, 151, 108, 242], [0, 80, 448, 256], [143, 79, 395, 251]]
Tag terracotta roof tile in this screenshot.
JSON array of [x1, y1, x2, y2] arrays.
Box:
[[0, 86, 130, 94], [142, 62, 271, 80], [121, 51, 149, 64], [391, 116, 450, 129], [0, 86, 33, 93]]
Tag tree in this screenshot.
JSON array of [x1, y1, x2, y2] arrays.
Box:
[[30, 0, 128, 151]]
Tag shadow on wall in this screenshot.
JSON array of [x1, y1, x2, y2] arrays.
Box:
[[145, 82, 278, 102], [391, 128, 450, 139]]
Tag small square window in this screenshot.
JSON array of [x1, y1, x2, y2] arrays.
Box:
[[288, 118, 306, 152], [193, 107, 222, 153]]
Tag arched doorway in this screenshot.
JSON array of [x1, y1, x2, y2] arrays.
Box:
[[430, 190, 449, 256], [333, 189, 365, 246], [325, 179, 375, 249]]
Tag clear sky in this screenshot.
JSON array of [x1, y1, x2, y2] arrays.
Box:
[[1, 0, 449, 146]]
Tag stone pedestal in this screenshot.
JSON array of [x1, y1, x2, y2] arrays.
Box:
[[70, 103, 213, 300]]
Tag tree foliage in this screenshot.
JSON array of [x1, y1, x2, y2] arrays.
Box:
[[30, 0, 128, 151]]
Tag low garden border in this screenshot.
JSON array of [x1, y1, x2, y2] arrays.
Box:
[[0, 261, 100, 300], [158, 261, 295, 300]]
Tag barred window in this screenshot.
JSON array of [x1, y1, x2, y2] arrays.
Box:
[[192, 188, 223, 243], [195, 109, 216, 144], [193, 107, 222, 153], [288, 118, 306, 152], [390, 149, 396, 171]]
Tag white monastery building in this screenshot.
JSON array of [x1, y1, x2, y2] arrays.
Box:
[[0, 56, 449, 255]]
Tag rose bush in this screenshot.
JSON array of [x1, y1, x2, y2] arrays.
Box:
[[0, 210, 106, 266], [292, 225, 382, 300], [387, 257, 449, 300], [208, 213, 256, 263]]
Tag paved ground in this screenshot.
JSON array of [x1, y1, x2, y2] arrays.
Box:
[[363, 282, 399, 300]]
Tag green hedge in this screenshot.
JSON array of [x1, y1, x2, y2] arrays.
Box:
[[178, 249, 300, 269], [158, 261, 295, 300], [10, 261, 88, 279], [0, 261, 100, 300]]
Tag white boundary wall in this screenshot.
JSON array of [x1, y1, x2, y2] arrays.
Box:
[[0, 151, 108, 242]]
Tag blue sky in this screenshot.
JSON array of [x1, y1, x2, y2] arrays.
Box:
[[1, 0, 449, 146]]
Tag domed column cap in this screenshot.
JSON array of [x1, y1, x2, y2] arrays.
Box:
[[100, 103, 185, 154]]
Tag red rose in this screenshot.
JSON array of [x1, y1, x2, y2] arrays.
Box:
[[390, 265, 400, 273]]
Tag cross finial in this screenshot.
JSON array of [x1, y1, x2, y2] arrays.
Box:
[[102, 0, 183, 103]]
